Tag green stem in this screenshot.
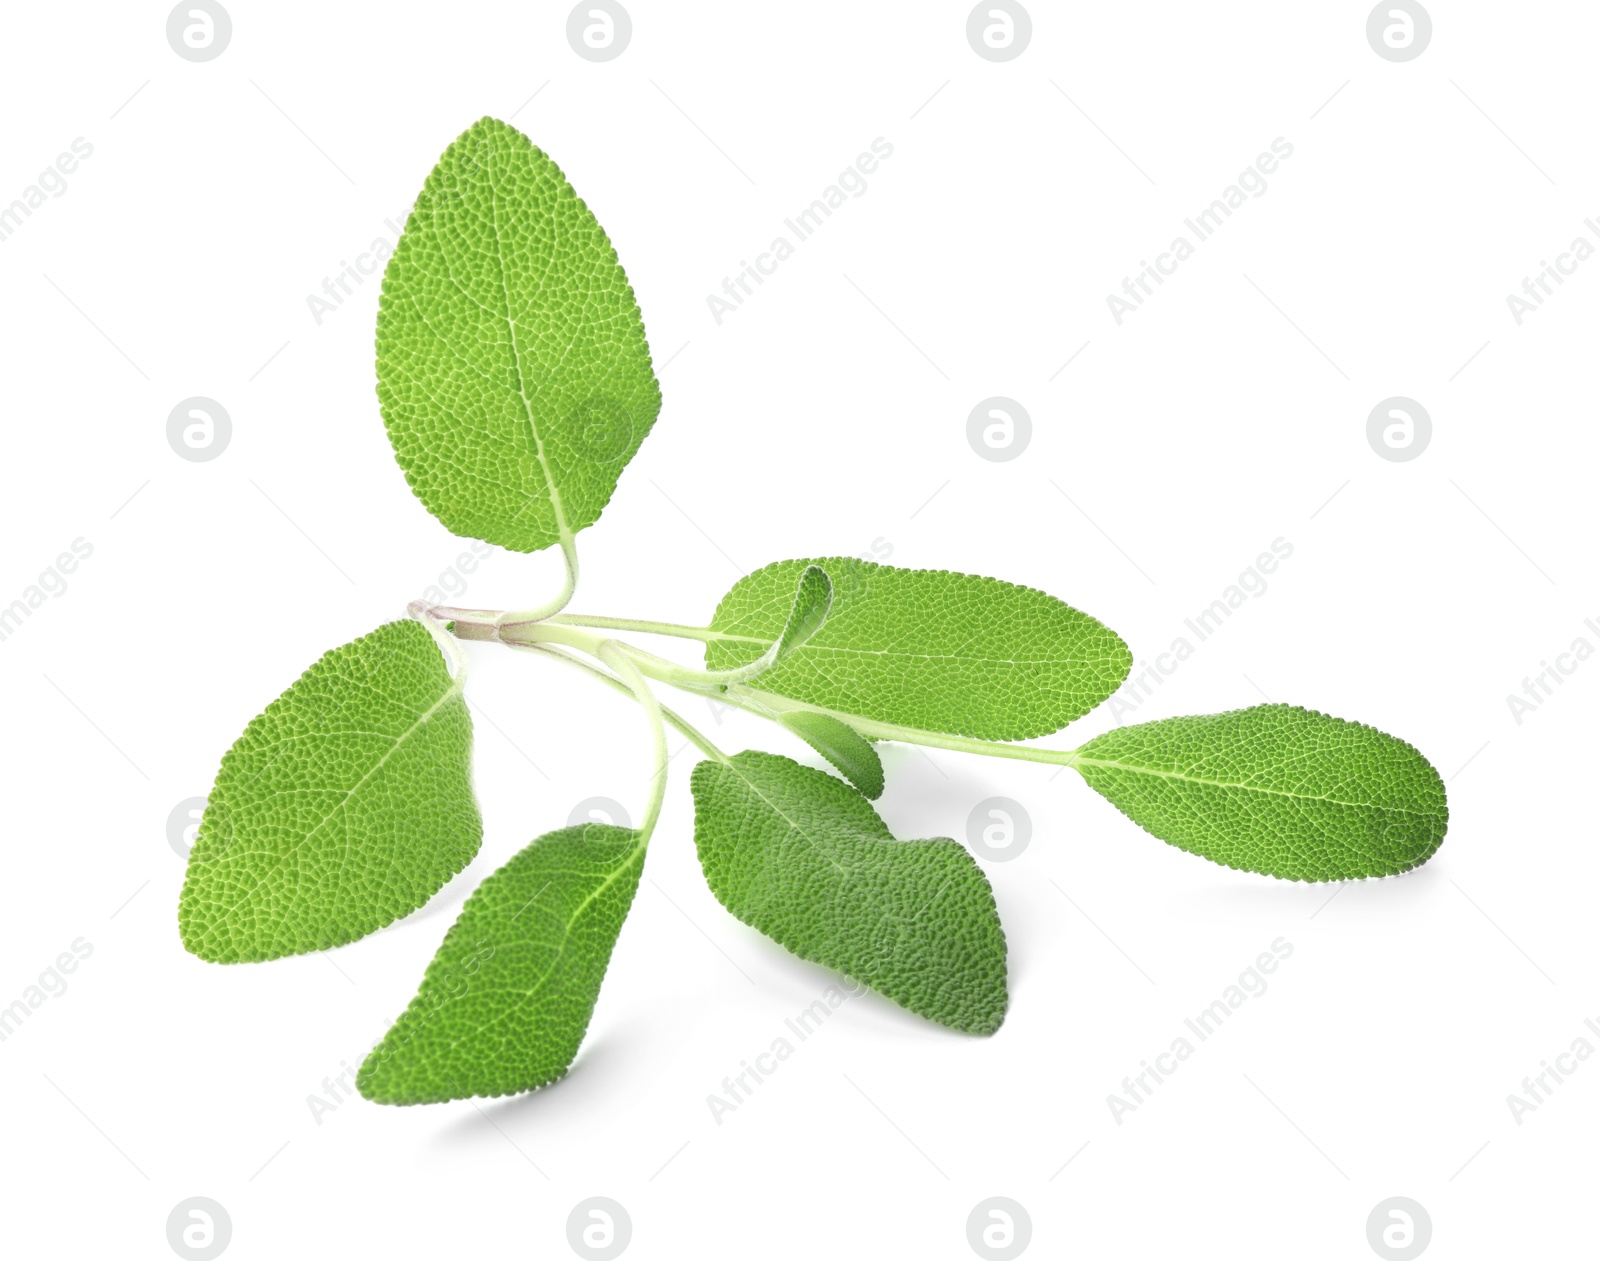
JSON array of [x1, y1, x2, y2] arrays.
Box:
[[495, 535, 580, 628], [707, 684, 1082, 769], [502, 620, 776, 690], [596, 641, 670, 838], [429, 603, 1085, 772], [512, 643, 729, 764], [545, 613, 762, 645]]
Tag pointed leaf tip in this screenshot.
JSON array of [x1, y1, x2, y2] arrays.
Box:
[[359, 823, 645, 1104]]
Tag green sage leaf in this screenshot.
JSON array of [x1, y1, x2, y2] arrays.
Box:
[[179, 620, 480, 963], [376, 116, 661, 552], [705, 558, 1130, 740], [690, 751, 1007, 1033], [1071, 704, 1448, 882], [778, 710, 885, 799]]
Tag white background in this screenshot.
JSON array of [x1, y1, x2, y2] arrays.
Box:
[[1, 2, 1595, 1258]]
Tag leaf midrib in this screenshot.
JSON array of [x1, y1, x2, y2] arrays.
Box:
[[722, 758, 857, 877], [483, 133, 574, 551], [419, 837, 646, 1074], [1071, 754, 1443, 819]]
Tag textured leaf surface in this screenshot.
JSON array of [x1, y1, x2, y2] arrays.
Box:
[[779, 710, 885, 799], [376, 116, 661, 552], [690, 752, 1006, 1033], [180, 620, 480, 963], [705, 559, 1130, 740], [1072, 704, 1448, 882], [359, 824, 644, 1104]]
